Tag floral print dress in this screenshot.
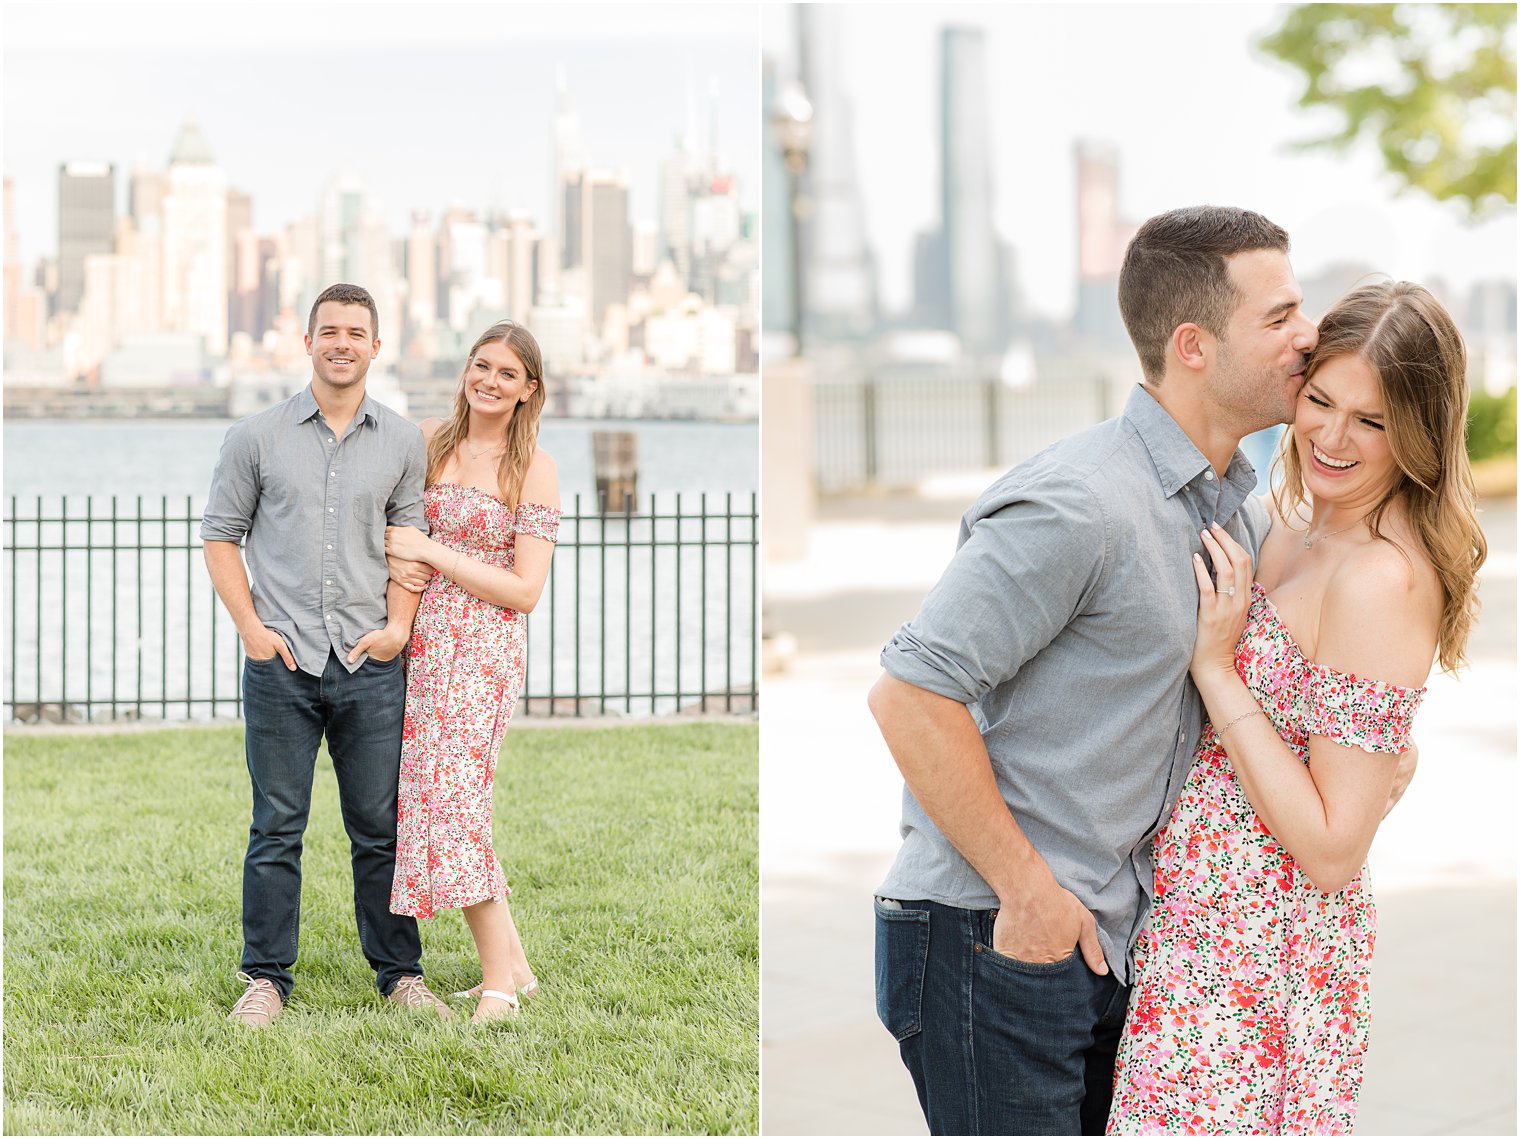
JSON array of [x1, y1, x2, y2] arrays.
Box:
[[1107, 581, 1424, 1135], [390, 483, 559, 919]]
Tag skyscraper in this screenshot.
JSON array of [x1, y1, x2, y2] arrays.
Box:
[[659, 139, 698, 286], [547, 63, 583, 303], [1074, 141, 1135, 345], [939, 26, 1001, 355], [796, 5, 877, 341], [589, 172, 632, 327], [161, 121, 228, 355], [503, 212, 538, 320], [405, 210, 437, 332], [57, 160, 116, 315]]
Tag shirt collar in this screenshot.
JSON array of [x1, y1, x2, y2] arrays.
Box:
[[293, 384, 379, 428], [1123, 384, 1255, 501]]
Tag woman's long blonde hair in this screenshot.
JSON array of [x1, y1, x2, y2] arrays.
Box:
[[1272, 281, 1487, 672], [427, 320, 547, 511]]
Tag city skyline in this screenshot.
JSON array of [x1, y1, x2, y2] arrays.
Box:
[[763, 4, 1517, 324], [4, 3, 760, 268]]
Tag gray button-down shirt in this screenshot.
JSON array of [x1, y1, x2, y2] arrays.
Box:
[[878, 385, 1269, 984], [200, 385, 427, 676]]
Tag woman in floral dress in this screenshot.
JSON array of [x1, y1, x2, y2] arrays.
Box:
[[384, 320, 559, 1023], [1108, 283, 1486, 1134]]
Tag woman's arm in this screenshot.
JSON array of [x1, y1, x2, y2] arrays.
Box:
[[1190, 525, 1436, 892], [385, 451, 560, 612]]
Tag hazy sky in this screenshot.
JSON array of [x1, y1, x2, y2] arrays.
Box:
[[764, 3, 1517, 322], [5, 2, 761, 266]]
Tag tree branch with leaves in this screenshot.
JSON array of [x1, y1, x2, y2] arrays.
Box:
[[1259, 3, 1516, 216]]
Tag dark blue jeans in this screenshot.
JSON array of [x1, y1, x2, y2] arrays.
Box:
[[875, 897, 1129, 1136], [240, 650, 421, 1000]]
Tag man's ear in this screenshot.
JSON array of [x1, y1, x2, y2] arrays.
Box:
[[1171, 322, 1211, 374]]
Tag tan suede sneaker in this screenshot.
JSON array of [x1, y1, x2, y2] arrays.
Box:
[[228, 971, 283, 1027], [387, 975, 453, 1020]]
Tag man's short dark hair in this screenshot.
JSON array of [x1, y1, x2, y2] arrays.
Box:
[[307, 283, 379, 340], [1118, 206, 1290, 383]]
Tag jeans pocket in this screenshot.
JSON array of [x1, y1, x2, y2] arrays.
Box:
[[978, 942, 1080, 974], [874, 898, 930, 1042]]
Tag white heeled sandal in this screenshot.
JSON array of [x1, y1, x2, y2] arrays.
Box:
[[472, 988, 520, 1022], [454, 977, 539, 1000]]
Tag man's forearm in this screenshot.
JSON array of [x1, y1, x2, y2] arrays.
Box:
[[867, 672, 1057, 905], [385, 578, 422, 636], [203, 541, 259, 635]]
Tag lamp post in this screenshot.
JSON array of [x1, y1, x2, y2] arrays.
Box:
[[771, 80, 813, 357]]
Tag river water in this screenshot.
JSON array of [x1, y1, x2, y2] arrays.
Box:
[[4, 417, 758, 722]]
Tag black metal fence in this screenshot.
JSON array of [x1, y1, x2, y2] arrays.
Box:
[[4, 492, 757, 724], [813, 371, 1112, 493]]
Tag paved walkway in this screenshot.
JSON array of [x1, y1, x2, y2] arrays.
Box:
[[761, 483, 1516, 1136]]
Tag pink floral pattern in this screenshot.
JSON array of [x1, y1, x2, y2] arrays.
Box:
[[1108, 581, 1424, 1135], [389, 484, 559, 919]]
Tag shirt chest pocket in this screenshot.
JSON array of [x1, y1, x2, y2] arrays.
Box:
[[1106, 526, 1204, 662]]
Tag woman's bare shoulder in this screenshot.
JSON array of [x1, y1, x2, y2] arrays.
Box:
[[522, 447, 560, 506]]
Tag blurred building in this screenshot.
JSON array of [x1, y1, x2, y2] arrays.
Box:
[[161, 121, 228, 355], [5, 177, 47, 352], [1073, 141, 1137, 347], [910, 26, 1016, 357], [1467, 279, 1519, 394], [56, 160, 116, 316], [589, 171, 632, 327], [795, 5, 877, 342]]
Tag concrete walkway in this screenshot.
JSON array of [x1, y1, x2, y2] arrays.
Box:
[[761, 484, 1516, 1136]]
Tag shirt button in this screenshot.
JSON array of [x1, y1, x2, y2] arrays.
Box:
[[328, 507, 334, 513], [327, 544, 333, 550], [330, 471, 337, 477], [1204, 470, 1215, 481], [326, 579, 333, 585]]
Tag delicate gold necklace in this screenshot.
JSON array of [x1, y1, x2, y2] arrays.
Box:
[[464, 437, 506, 462], [1302, 514, 1371, 548]]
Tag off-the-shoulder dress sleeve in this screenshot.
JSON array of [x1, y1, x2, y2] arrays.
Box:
[[1301, 662, 1425, 753], [514, 502, 560, 543]]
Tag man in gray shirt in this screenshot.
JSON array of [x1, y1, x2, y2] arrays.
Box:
[[868, 207, 1317, 1134], [203, 282, 450, 1025]]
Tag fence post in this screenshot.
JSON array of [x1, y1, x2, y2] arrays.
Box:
[[863, 379, 879, 484], [984, 376, 1000, 468]]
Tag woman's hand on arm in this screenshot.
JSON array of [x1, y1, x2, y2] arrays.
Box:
[[387, 553, 434, 593], [384, 524, 441, 566]]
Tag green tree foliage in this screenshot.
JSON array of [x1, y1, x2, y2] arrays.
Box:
[[1259, 4, 1516, 215], [1468, 385, 1517, 461]]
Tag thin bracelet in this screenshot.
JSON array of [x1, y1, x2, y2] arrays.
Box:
[[1216, 708, 1263, 738], [449, 550, 461, 579]]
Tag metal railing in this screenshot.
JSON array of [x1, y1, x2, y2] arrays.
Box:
[[4, 492, 757, 724], [813, 371, 1113, 493]]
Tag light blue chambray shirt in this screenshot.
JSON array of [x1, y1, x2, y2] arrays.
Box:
[[878, 385, 1269, 984], [200, 385, 427, 676]]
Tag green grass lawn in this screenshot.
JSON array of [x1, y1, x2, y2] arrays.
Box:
[[4, 721, 758, 1135]]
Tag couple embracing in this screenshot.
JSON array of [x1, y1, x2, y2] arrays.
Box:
[[202, 284, 559, 1026], [869, 206, 1485, 1134]]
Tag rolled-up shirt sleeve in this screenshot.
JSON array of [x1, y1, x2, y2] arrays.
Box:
[[199, 420, 259, 543], [386, 428, 428, 530], [881, 475, 1106, 705]]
